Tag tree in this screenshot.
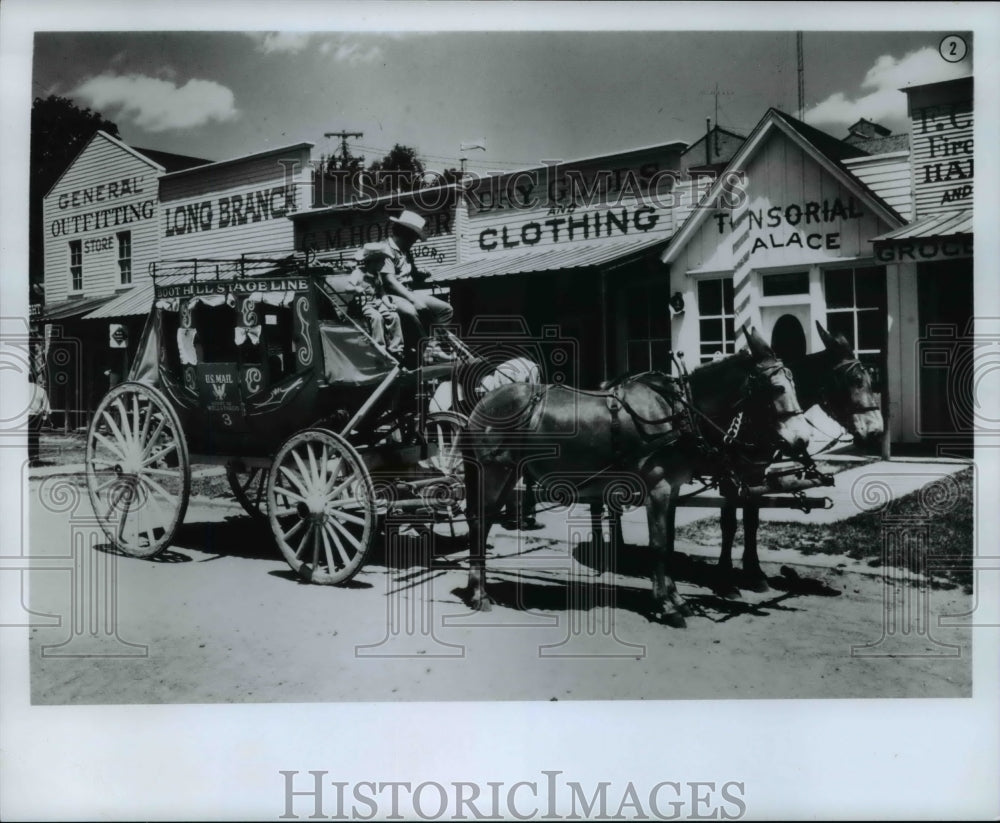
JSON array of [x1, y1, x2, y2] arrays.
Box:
[[367, 143, 426, 194], [30, 96, 120, 293]]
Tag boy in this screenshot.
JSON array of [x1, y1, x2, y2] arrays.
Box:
[[351, 243, 404, 359]]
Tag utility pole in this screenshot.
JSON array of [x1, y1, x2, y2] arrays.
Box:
[[796, 32, 805, 119], [323, 130, 364, 166]]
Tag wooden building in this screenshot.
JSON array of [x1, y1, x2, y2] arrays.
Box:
[[40, 131, 205, 426]]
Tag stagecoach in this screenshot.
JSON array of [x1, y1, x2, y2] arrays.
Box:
[[84, 252, 473, 584]]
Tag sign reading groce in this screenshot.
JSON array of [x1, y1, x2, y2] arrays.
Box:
[[874, 235, 972, 264]]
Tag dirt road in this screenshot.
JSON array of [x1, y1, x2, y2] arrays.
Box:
[[27, 479, 971, 704]]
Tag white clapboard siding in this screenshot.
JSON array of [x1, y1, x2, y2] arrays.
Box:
[[909, 99, 973, 218], [43, 132, 163, 304], [842, 152, 912, 221], [158, 145, 311, 261], [672, 128, 896, 276]]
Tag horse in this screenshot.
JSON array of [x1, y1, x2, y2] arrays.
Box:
[[594, 322, 884, 596], [711, 321, 884, 596], [459, 327, 813, 627]]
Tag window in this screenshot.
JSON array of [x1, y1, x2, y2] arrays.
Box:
[[622, 279, 672, 373], [117, 231, 132, 284], [761, 271, 809, 297], [696, 277, 735, 363], [824, 265, 887, 382], [69, 240, 82, 291]]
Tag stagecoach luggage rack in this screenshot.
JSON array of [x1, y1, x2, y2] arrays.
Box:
[[148, 250, 351, 283]]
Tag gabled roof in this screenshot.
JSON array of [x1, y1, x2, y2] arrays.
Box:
[[43, 129, 171, 200], [131, 147, 209, 173], [662, 108, 905, 265]]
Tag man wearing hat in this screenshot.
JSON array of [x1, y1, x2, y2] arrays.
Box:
[[351, 243, 404, 359], [379, 209, 455, 361]]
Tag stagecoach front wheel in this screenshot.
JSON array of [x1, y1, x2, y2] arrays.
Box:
[[226, 462, 268, 521], [85, 382, 191, 558], [267, 429, 376, 585]]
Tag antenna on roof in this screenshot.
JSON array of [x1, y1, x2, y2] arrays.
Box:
[[796, 32, 805, 119]]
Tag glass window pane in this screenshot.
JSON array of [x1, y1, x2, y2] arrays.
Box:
[[650, 340, 672, 371], [700, 344, 723, 362], [700, 318, 722, 343], [650, 301, 671, 339], [723, 278, 735, 313], [762, 271, 809, 296], [857, 309, 884, 352], [826, 311, 855, 349], [628, 340, 650, 373], [854, 267, 887, 311], [824, 269, 853, 309], [698, 280, 721, 315], [724, 317, 735, 345]]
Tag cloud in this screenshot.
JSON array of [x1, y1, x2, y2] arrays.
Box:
[[805, 46, 971, 128], [72, 74, 238, 132], [324, 41, 384, 65], [255, 32, 312, 54]]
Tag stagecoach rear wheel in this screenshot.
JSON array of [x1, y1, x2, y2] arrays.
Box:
[[226, 462, 268, 521], [85, 382, 191, 558], [267, 428, 376, 585], [423, 411, 467, 522]]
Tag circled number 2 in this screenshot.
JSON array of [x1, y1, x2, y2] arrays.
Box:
[[939, 35, 967, 63]]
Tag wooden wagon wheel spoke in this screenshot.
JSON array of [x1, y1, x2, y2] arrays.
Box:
[[93, 430, 128, 463], [323, 520, 353, 568], [327, 508, 367, 527], [327, 516, 362, 553], [319, 524, 338, 573], [143, 441, 177, 466], [86, 383, 190, 559], [267, 429, 375, 585], [279, 463, 311, 498]]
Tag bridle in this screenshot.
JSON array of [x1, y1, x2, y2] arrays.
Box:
[[821, 358, 881, 421]]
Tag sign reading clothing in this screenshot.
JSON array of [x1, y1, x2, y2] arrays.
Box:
[[477, 205, 663, 251]]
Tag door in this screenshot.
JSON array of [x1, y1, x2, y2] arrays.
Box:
[[917, 259, 974, 438]]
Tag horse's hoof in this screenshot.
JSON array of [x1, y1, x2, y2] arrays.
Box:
[[676, 601, 693, 618], [743, 574, 771, 593], [662, 612, 687, 629], [713, 583, 742, 599], [470, 595, 493, 612]]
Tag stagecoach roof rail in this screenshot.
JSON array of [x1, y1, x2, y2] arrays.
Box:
[[148, 251, 347, 283]]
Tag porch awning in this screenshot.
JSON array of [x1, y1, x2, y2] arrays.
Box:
[[83, 282, 156, 320], [872, 209, 972, 242], [41, 294, 114, 322], [429, 234, 670, 283]]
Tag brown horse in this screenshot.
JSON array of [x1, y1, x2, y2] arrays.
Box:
[[460, 328, 812, 627], [712, 322, 884, 595]]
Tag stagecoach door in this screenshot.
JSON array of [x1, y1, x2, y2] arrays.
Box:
[[196, 362, 248, 432]]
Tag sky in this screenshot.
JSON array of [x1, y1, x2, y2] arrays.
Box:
[[24, 12, 977, 177]]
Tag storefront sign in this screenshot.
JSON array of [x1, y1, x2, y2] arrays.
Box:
[[155, 276, 309, 300], [109, 323, 128, 349], [717, 196, 864, 259], [163, 184, 296, 237], [908, 78, 973, 217], [477, 204, 663, 251], [874, 235, 972, 263], [49, 199, 156, 237]]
